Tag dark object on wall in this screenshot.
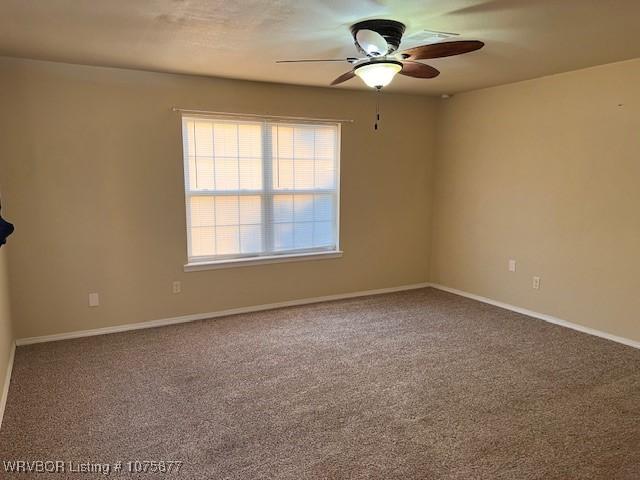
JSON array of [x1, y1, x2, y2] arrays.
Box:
[[0, 203, 14, 247]]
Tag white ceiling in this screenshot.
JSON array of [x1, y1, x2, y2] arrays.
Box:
[[1, 0, 640, 95]]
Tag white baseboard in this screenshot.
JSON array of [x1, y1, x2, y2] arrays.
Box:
[[0, 340, 16, 429], [429, 283, 640, 350], [15, 281, 639, 351], [16, 282, 431, 346]]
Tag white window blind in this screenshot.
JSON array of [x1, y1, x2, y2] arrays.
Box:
[[181, 115, 340, 265]]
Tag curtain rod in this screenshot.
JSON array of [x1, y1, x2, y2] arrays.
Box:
[[171, 107, 354, 124]]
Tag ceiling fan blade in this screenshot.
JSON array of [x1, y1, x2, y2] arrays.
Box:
[[400, 61, 440, 79], [330, 70, 356, 86], [276, 58, 358, 63], [401, 40, 484, 60]]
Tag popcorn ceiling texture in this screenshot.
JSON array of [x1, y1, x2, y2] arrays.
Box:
[[1, 288, 639, 479], [1, 0, 640, 94]]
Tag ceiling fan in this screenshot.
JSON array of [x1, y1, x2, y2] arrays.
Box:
[[277, 19, 484, 89]]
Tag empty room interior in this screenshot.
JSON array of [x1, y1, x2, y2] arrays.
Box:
[[1, 0, 639, 477]]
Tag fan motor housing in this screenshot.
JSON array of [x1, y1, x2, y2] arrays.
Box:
[[350, 19, 406, 54]]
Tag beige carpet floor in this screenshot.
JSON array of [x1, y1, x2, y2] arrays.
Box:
[[1, 288, 639, 479]]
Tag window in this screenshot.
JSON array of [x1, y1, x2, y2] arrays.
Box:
[[181, 114, 341, 268]]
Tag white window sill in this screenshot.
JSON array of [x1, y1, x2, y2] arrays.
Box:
[[184, 250, 343, 272]]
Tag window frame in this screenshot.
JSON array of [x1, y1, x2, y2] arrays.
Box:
[[180, 113, 342, 271]]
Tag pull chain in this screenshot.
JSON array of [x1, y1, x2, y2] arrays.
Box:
[[374, 87, 382, 131]]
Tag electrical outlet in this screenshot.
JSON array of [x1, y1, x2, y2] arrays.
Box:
[[508, 259, 517, 272], [532, 276, 541, 290], [88, 293, 100, 307], [172, 281, 181, 294]]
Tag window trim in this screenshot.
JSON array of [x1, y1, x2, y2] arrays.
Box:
[[180, 113, 342, 268], [184, 249, 343, 272]]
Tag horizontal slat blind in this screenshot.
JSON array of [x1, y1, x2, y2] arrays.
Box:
[[182, 115, 340, 263]]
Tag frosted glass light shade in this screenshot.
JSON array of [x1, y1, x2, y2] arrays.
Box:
[[354, 61, 402, 88]]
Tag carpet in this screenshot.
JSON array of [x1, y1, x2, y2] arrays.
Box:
[[1, 288, 639, 479]]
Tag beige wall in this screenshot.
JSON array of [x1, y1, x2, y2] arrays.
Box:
[[0, 57, 437, 339], [431, 58, 640, 342], [3, 54, 638, 344], [0, 248, 13, 418]]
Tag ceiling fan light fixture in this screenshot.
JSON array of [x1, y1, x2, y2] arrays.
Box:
[[354, 61, 402, 89]]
